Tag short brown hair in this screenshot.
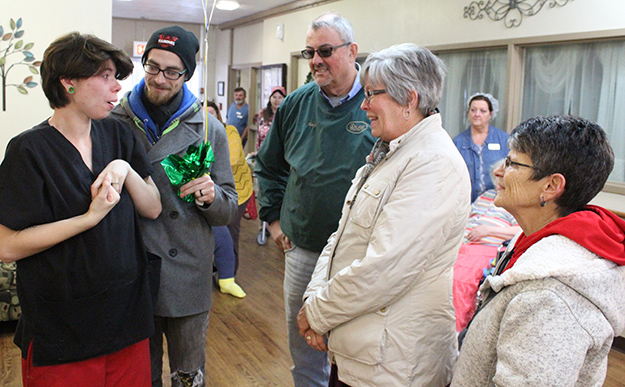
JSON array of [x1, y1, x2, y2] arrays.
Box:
[[41, 32, 133, 108], [234, 87, 246, 97]]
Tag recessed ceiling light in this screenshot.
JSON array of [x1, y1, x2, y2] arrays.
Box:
[[216, 0, 240, 11]]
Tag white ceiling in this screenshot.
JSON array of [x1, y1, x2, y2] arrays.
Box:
[[112, 0, 303, 27]]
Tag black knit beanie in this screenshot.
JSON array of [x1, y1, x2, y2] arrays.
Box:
[[142, 26, 199, 80]]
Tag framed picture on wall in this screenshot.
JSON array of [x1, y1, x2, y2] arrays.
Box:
[[218, 81, 225, 96], [260, 64, 287, 108]]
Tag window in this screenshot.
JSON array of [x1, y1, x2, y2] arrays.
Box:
[[437, 48, 508, 138], [522, 40, 625, 183]]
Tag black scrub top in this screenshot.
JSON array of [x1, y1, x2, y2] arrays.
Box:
[[0, 117, 156, 366]]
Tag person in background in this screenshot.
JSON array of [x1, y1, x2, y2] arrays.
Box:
[[206, 100, 253, 298], [0, 32, 161, 386], [454, 159, 521, 331], [452, 115, 625, 387], [255, 13, 375, 387], [298, 43, 469, 387], [250, 86, 286, 244], [255, 86, 286, 153], [226, 87, 250, 147], [454, 93, 509, 202], [111, 26, 238, 387]]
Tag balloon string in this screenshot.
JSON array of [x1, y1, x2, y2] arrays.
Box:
[[202, 0, 218, 143]]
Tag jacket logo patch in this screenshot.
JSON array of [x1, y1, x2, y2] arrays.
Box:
[[346, 121, 368, 134]]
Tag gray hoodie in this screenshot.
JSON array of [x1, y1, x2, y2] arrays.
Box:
[[452, 234, 625, 387]]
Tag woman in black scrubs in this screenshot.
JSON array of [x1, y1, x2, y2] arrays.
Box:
[[0, 32, 161, 387]]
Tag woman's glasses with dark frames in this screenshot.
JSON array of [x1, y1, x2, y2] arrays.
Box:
[[363, 89, 387, 104], [143, 63, 187, 80], [301, 42, 352, 59], [504, 156, 539, 171]]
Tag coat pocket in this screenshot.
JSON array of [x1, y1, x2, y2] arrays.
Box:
[[328, 307, 389, 365], [349, 180, 388, 229]]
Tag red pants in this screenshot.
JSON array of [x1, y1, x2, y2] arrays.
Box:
[[22, 339, 150, 387]]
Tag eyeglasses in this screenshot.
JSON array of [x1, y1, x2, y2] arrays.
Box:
[[363, 89, 387, 104], [301, 42, 352, 59], [143, 63, 187, 80], [504, 156, 539, 171]]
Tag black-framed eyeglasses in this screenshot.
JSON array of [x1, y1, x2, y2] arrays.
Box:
[[363, 89, 387, 104], [143, 63, 187, 80], [301, 42, 352, 59], [504, 156, 539, 171]]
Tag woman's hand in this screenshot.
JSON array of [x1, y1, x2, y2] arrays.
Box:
[[92, 160, 161, 219], [304, 329, 327, 351], [92, 160, 130, 198], [180, 174, 215, 205], [86, 179, 120, 225], [467, 225, 493, 241], [297, 305, 327, 352], [0, 179, 120, 263]]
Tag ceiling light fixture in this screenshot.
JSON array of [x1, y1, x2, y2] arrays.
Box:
[[216, 0, 240, 11]]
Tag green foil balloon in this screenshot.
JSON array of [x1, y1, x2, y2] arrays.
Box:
[[161, 142, 215, 202]]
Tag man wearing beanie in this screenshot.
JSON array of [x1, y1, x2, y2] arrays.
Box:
[[112, 25, 238, 387]]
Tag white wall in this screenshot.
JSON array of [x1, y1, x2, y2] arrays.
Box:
[[250, 0, 625, 87], [232, 23, 263, 66], [0, 0, 112, 159], [214, 28, 231, 113]]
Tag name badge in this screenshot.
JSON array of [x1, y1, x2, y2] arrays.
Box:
[[487, 143, 501, 151]]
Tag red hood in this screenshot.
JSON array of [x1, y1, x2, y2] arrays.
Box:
[[505, 205, 625, 272]]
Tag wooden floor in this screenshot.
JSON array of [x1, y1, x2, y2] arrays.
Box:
[[2, 218, 625, 386]]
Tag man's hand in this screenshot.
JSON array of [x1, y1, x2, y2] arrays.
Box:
[[180, 174, 215, 205], [268, 220, 292, 251]]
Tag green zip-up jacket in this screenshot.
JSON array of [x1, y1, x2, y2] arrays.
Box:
[[255, 81, 374, 252]]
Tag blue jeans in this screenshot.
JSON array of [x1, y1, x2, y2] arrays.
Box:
[[284, 245, 330, 387], [151, 311, 210, 387], [227, 199, 249, 274], [213, 225, 235, 279]]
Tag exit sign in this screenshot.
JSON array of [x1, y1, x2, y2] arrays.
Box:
[[133, 41, 147, 57]]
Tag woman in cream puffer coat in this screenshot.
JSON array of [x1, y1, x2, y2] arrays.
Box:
[[298, 43, 471, 387]]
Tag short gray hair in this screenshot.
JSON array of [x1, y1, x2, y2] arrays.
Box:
[[360, 43, 446, 117], [509, 115, 614, 217], [309, 13, 355, 44]]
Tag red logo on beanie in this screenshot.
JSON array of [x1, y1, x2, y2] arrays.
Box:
[[157, 34, 179, 48]]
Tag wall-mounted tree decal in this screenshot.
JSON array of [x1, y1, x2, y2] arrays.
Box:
[[0, 18, 41, 111]]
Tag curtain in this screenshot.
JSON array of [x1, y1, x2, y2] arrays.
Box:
[[522, 41, 625, 183], [438, 49, 508, 138]]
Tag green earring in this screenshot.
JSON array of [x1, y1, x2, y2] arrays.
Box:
[[68, 86, 75, 94]]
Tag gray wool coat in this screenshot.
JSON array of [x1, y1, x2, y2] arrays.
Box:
[[112, 92, 238, 317], [452, 235, 625, 387]]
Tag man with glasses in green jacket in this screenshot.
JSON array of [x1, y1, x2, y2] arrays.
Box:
[[255, 13, 374, 387]]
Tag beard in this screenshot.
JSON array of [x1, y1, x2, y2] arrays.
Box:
[[145, 81, 176, 106], [234, 98, 245, 105], [312, 65, 332, 88]]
